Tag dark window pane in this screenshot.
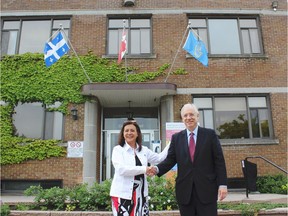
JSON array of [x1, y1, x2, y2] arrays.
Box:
[[108, 18, 150, 55], [44, 112, 54, 139], [203, 110, 214, 129], [130, 19, 150, 28], [108, 29, 119, 54], [194, 97, 212, 108], [109, 19, 125, 28], [53, 20, 70, 29], [141, 29, 150, 53], [250, 109, 260, 138], [250, 29, 261, 53], [190, 19, 206, 28], [239, 19, 257, 28], [248, 97, 266, 107], [13, 103, 44, 139], [19, 20, 51, 54], [259, 109, 270, 137], [215, 97, 249, 138], [199, 110, 204, 127], [208, 19, 241, 54], [198, 29, 208, 50], [250, 109, 270, 138], [242, 29, 251, 53], [3, 21, 20, 29], [1, 31, 18, 55], [131, 29, 140, 54]]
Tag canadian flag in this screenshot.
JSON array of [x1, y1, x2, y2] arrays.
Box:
[[118, 29, 127, 64]]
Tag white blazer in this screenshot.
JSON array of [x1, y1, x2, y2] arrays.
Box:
[[110, 142, 170, 200]]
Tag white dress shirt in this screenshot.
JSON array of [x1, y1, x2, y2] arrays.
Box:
[[110, 142, 170, 200]]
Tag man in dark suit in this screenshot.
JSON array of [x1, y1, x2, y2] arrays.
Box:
[[152, 103, 228, 216]]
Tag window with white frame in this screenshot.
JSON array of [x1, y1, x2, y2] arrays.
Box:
[[189, 17, 263, 55], [13, 102, 64, 140], [193, 96, 272, 139], [107, 17, 152, 56], [1, 19, 70, 55]]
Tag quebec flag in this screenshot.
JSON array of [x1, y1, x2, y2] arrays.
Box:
[[44, 32, 70, 67], [183, 31, 208, 67]]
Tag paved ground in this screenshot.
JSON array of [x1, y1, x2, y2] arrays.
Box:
[[1, 191, 287, 205]]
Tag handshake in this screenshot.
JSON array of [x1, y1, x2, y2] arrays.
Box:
[[146, 166, 158, 177]]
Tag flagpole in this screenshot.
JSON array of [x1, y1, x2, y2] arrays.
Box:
[[60, 25, 92, 83], [46, 30, 60, 42], [164, 23, 191, 83], [123, 20, 128, 82]]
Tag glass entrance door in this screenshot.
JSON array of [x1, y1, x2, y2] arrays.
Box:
[[103, 130, 155, 180]]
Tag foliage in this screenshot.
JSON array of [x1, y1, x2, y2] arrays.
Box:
[[172, 68, 188, 75], [148, 175, 178, 211], [24, 180, 113, 211], [0, 204, 10, 216], [0, 104, 14, 137], [24, 185, 69, 211], [0, 53, 169, 113], [0, 53, 170, 164], [256, 174, 288, 194], [0, 136, 66, 165], [15, 204, 31, 211], [21, 175, 288, 212]]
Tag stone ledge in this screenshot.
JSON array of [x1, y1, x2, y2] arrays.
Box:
[[9, 208, 288, 216]]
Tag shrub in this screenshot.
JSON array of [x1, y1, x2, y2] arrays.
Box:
[[24, 180, 113, 211], [148, 175, 178, 211], [24, 185, 68, 210], [0, 204, 10, 216], [256, 174, 288, 194]]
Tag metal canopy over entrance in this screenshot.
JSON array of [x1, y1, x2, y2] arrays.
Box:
[[81, 82, 177, 107]]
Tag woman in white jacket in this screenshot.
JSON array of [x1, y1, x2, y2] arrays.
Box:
[[110, 120, 170, 216]]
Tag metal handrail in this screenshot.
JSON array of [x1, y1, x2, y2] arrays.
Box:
[[242, 156, 288, 198], [245, 156, 288, 174]]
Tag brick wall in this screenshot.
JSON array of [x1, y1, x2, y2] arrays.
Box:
[[2, 0, 287, 11], [1, 157, 83, 188], [1, 0, 287, 186]]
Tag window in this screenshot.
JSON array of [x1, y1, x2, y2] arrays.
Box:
[[193, 96, 272, 139], [189, 17, 262, 55], [13, 102, 64, 140], [107, 18, 152, 56], [1, 19, 70, 55]]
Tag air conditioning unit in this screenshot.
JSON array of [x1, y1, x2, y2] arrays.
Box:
[[123, 0, 135, 6]]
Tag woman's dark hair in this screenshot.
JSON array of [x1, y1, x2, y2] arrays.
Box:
[[118, 121, 142, 151]]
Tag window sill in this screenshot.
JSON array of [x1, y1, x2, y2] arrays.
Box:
[[185, 54, 269, 59], [220, 138, 279, 146], [102, 54, 157, 59]]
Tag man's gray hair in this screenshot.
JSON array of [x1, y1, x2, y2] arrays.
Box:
[[180, 103, 199, 118]]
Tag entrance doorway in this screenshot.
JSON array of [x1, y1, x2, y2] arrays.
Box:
[[101, 107, 160, 181], [102, 129, 156, 180]]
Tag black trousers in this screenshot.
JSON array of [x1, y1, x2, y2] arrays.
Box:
[[178, 184, 217, 216]]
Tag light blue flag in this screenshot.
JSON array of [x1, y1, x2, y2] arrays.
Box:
[[183, 31, 208, 67], [44, 32, 70, 67]]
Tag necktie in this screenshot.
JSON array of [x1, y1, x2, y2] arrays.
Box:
[[189, 132, 196, 162]]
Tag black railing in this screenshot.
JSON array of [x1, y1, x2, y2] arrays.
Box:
[[241, 156, 288, 198]]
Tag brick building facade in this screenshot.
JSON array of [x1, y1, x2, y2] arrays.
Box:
[[1, 0, 287, 191]]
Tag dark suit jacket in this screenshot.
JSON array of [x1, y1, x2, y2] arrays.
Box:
[[157, 127, 227, 205]]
